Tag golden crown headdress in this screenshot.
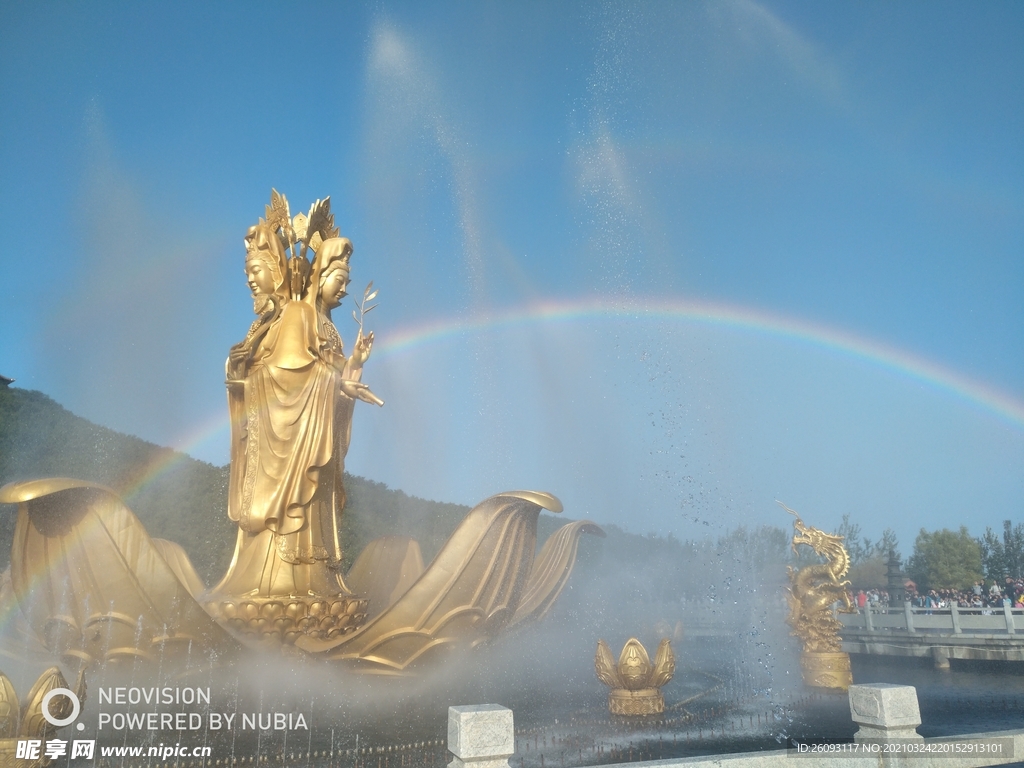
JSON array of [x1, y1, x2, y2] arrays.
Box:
[[246, 189, 343, 300]]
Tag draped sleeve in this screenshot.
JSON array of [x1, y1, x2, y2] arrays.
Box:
[[229, 302, 340, 537]]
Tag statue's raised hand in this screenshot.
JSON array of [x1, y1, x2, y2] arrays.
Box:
[[350, 330, 374, 367]]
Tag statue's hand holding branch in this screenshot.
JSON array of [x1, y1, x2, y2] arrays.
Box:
[[349, 330, 374, 368], [340, 379, 384, 407]]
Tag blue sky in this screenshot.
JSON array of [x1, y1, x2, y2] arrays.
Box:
[[1, 1, 1021, 551]]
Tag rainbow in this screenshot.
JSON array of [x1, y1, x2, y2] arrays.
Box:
[[119, 416, 232, 502], [113, 296, 1024, 503], [377, 296, 1024, 431]]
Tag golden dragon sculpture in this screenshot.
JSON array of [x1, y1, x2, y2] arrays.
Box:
[[781, 502, 854, 689]]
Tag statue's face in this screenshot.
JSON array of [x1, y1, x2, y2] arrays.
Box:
[[245, 258, 278, 296], [321, 267, 350, 310]]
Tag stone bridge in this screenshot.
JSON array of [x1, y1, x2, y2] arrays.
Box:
[[839, 603, 1024, 668]]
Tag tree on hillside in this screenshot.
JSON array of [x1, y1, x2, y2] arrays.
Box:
[[715, 524, 791, 572], [846, 527, 900, 590], [877, 528, 900, 561], [979, 521, 1024, 582], [848, 555, 888, 589], [836, 514, 874, 564], [834, 515, 900, 564], [907, 527, 982, 591]]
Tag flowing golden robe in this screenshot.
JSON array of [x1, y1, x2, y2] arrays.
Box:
[[215, 300, 355, 598]]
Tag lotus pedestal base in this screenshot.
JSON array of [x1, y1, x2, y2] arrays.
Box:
[[608, 688, 664, 716], [207, 595, 368, 645], [800, 651, 852, 691]]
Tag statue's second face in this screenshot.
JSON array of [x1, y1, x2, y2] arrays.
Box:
[[246, 258, 278, 297], [321, 268, 350, 310]]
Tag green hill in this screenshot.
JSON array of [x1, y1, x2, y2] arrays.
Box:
[[0, 386, 234, 581], [0, 386, 567, 582]]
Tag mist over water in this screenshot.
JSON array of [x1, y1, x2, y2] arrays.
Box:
[[11, 525, 803, 760]]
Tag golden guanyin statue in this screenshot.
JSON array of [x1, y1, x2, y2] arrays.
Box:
[[209, 194, 382, 640], [781, 502, 854, 690], [0, 190, 604, 674]]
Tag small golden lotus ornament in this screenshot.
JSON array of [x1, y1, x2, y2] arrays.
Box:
[[0, 667, 85, 767], [595, 638, 675, 716]]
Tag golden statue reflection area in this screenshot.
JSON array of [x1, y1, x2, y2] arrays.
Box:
[[0, 190, 604, 676]]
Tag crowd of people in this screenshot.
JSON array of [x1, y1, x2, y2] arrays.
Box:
[[851, 577, 1024, 611]]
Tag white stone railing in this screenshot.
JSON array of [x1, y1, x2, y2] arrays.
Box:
[[841, 604, 1024, 635], [448, 686, 1024, 768]]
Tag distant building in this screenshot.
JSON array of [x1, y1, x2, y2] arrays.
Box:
[[0, 375, 13, 387]]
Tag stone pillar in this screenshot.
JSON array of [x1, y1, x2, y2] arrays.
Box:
[[447, 705, 514, 768], [931, 646, 951, 670], [903, 601, 915, 633], [848, 684, 923, 743]]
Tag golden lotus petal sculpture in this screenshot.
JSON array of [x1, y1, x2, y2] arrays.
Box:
[[510, 520, 606, 627], [297, 491, 566, 673], [595, 638, 675, 716], [0, 666, 86, 768], [0, 674, 18, 740], [0, 479, 237, 668], [647, 636, 676, 690], [0, 479, 601, 674], [346, 536, 425, 621]]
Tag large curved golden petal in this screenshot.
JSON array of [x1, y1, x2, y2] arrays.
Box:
[[500, 491, 562, 513], [19, 667, 67, 740], [0, 478, 109, 504], [298, 491, 555, 672], [0, 672, 19, 738], [2, 479, 237, 665], [594, 639, 622, 689], [510, 520, 605, 627], [151, 539, 206, 599], [346, 537, 425, 620], [648, 638, 676, 689]]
